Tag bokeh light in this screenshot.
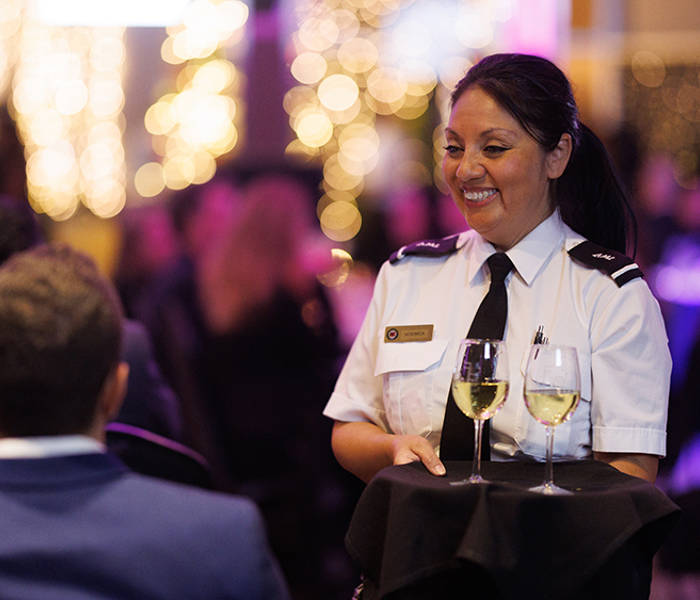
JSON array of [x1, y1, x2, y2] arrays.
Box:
[[291, 52, 327, 85], [318, 74, 359, 111], [631, 50, 666, 88], [286, 1, 512, 248], [12, 21, 127, 219], [140, 0, 249, 198], [317, 248, 354, 287]]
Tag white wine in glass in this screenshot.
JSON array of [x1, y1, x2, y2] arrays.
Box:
[[523, 344, 581, 495], [450, 339, 509, 485]]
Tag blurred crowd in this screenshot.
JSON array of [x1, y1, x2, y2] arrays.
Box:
[[0, 102, 699, 596]]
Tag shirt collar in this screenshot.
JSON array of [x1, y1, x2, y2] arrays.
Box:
[[508, 210, 567, 286], [0, 435, 105, 459], [464, 210, 567, 286]]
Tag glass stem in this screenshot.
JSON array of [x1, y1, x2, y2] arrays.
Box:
[[544, 425, 554, 487], [471, 419, 483, 479]]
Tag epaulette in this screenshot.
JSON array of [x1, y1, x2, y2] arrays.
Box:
[[568, 241, 643, 287], [389, 234, 461, 264]]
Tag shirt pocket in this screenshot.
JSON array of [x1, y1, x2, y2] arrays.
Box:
[[518, 344, 592, 459], [374, 338, 450, 437]]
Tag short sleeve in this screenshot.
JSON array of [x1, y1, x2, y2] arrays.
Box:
[[589, 278, 671, 456], [323, 263, 391, 432]]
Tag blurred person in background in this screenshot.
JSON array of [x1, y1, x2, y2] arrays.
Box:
[[142, 168, 359, 598], [139, 174, 244, 485], [115, 203, 180, 321], [196, 171, 357, 599], [0, 243, 289, 600]]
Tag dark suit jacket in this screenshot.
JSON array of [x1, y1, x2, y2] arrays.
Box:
[[0, 453, 290, 600]]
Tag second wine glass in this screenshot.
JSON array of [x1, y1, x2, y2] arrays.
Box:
[[523, 344, 581, 495], [450, 338, 509, 485]]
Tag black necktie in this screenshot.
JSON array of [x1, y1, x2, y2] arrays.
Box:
[[440, 253, 514, 460]]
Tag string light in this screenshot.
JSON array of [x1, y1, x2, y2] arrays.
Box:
[[286, 0, 516, 245], [138, 0, 249, 196], [0, 1, 24, 103], [12, 21, 126, 220]]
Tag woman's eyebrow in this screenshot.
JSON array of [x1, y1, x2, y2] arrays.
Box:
[[445, 126, 517, 140]]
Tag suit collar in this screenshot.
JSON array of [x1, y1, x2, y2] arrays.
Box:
[[0, 453, 129, 488]]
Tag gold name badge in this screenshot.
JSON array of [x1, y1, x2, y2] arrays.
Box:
[[384, 324, 434, 343]]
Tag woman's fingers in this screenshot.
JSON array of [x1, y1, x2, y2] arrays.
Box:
[[392, 436, 446, 476]]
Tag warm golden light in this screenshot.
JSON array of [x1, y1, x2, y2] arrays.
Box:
[[55, 80, 88, 115], [13, 23, 127, 219], [337, 37, 378, 73], [366, 67, 407, 104], [298, 17, 339, 52], [320, 201, 362, 242], [318, 73, 359, 111], [317, 248, 354, 287], [291, 52, 327, 85], [25, 108, 65, 146], [145, 100, 177, 135], [134, 162, 166, 198], [295, 109, 334, 148], [88, 78, 125, 117], [142, 0, 247, 200], [163, 154, 196, 190], [323, 154, 363, 191]]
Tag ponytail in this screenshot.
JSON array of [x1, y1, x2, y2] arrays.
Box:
[[556, 123, 638, 256]]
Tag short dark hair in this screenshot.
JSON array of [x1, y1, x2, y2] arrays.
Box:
[[452, 53, 636, 254], [0, 244, 123, 436]]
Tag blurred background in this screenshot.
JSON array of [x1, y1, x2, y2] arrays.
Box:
[[0, 0, 699, 598]]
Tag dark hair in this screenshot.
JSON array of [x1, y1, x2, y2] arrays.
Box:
[[0, 195, 44, 265], [452, 53, 636, 255], [0, 244, 123, 436]]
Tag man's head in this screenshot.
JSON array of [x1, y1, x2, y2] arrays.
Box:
[[0, 243, 127, 438]]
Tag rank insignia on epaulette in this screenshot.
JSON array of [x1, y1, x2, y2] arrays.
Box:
[[389, 234, 461, 264], [568, 241, 643, 287]]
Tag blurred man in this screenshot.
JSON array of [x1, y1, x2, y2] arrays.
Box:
[[0, 194, 185, 443], [0, 243, 290, 600]]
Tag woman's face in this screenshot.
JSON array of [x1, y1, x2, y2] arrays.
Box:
[[442, 85, 567, 250]]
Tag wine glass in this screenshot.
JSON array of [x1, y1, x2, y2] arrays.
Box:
[[450, 339, 509, 485], [523, 344, 581, 495]]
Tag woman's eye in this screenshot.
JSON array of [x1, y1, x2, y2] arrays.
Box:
[[483, 145, 508, 155], [443, 144, 463, 155]]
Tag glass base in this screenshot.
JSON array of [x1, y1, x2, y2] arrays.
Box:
[[528, 482, 573, 495], [449, 474, 488, 486]]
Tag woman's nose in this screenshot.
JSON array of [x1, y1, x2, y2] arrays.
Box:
[[456, 153, 485, 180]]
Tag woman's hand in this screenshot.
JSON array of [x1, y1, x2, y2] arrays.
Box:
[[390, 434, 446, 475], [331, 421, 446, 483]]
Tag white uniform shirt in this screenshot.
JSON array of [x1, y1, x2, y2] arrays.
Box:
[[324, 211, 671, 461]]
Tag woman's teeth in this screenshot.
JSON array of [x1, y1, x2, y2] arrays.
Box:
[[463, 189, 497, 201]]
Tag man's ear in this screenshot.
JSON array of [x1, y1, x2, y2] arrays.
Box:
[[99, 362, 129, 424], [546, 133, 573, 179]]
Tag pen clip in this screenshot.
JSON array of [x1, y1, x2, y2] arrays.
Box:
[[533, 325, 545, 345]]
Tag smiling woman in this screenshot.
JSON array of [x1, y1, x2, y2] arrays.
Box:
[[323, 53, 671, 488], [442, 85, 570, 251]]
